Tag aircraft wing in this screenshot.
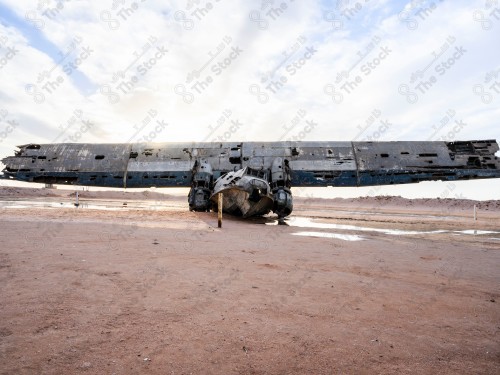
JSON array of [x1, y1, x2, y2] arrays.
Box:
[[2, 140, 500, 188]]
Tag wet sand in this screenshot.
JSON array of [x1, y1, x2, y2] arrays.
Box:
[[0, 187, 499, 374]]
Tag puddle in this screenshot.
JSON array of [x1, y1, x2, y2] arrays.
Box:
[[453, 230, 500, 235], [0, 201, 121, 210], [268, 217, 447, 235], [267, 216, 500, 239], [296, 208, 458, 220], [0, 200, 185, 211], [292, 231, 364, 241]]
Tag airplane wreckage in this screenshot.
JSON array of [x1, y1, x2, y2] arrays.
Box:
[[2, 140, 500, 221]]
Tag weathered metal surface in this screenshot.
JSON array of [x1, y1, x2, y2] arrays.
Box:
[[209, 167, 273, 217], [2, 140, 500, 218], [3, 140, 499, 188]]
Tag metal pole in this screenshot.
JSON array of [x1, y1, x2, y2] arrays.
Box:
[[75, 191, 79, 207], [474, 204, 477, 221], [218, 193, 223, 228]]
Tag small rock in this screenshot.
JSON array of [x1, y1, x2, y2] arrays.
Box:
[[490, 299, 495, 303], [81, 362, 92, 369]]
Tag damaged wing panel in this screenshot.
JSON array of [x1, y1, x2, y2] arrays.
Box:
[[351, 140, 500, 187], [2, 140, 500, 188]]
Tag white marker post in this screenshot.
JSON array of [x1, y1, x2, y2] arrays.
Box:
[[218, 193, 223, 228], [75, 191, 79, 207]]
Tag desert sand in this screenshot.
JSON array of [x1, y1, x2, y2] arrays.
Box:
[[0, 187, 499, 374]]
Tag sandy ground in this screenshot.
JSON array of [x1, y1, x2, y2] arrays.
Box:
[[0, 187, 499, 374]]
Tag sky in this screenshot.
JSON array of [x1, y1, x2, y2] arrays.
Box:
[[0, 0, 499, 200]]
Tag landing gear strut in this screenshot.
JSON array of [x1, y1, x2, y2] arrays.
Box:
[[273, 187, 293, 225]]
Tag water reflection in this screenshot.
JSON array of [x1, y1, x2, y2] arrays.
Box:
[[267, 216, 500, 239], [292, 231, 364, 241], [0, 199, 184, 211]]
